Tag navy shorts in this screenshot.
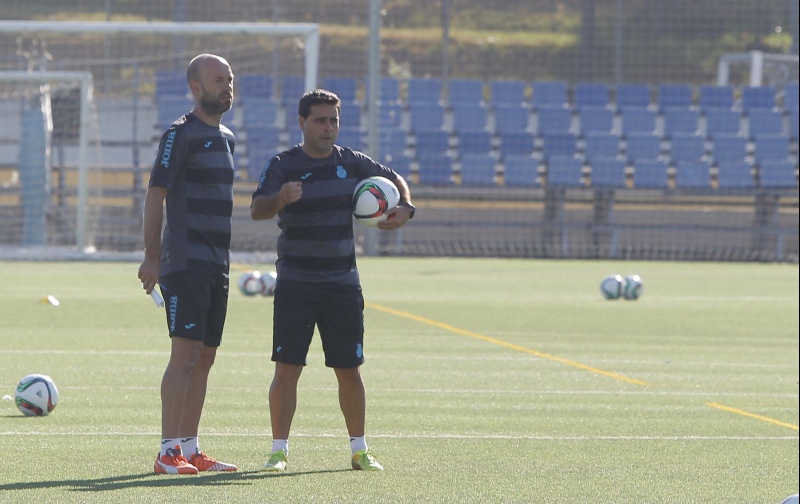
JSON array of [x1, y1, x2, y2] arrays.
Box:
[[272, 280, 365, 368], [158, 269, 229, 347]]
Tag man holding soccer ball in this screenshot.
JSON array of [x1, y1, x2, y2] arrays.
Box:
[[250, 89, 414, 471], [138, 53, 237, 475]]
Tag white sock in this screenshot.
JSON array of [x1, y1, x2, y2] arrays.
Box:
[[350, 436, 368, 455], [180, 436, 199, 456], [272, 439, 289, 456], [160, 438, 180, 457]]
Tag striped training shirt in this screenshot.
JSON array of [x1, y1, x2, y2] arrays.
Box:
[[149, 113, 235, 275], [253, 145, 399, 285]]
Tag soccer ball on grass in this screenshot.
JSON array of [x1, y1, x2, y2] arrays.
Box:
[[15, 373, 59, 416], [600, 274, 624, 300]]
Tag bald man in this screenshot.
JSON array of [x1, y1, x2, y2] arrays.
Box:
[[138, 53, 237, 474]]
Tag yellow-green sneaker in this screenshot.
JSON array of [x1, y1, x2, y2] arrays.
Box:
[[262, 450, 288, 471], [351, 449, 383, 471]]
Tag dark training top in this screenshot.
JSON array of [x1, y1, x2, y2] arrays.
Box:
[[149, 113, 235, 275], [252, 145, 398, 285]]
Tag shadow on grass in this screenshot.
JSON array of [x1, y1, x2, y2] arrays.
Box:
[[0, 468, 351, 492]]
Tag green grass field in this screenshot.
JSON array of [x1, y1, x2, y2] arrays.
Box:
[[0, 258, 797, 504]]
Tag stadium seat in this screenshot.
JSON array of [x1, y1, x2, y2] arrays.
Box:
[[621, 108, 657, 136], [456, 130, 493, 156], [674, 160, 711, 189], [758, 160, 797, 188], [379, 129, 408, 158], [238, 73, 274, 101], [699, 85, 734, 112], [589, 157, 627, 188], [382, 153, 412, 179], [632, 159, 669, 189], [459, 153, 497, 186], [584, 132, 621, 162], [494, 104, 531, 133], [377, 77, 400, 104], [414, 129, 450, 156], [321, 77, 359, 103], [241, 97, 279, 131], [791, 108, 799, 142], [280, 76, 306, 109], [710, 134, 747, 164], [416, 152, 454, 185], [337, 127, 365, 151], [288, 126, 303, 147], [339, 102, 362, 130], [502, 154, 539, 187], [541, 133, 578, 161], [155, 70, 186, 97], [741, 85, 777, 112], [546, 155, 584, 187], [535, 106, 573, 135], [409, 103, 445, 133], [573, 83, 611, 110], [489, 79, 528, 108], [407, 77, 443, 106], [378, 102, 403, 128], [615, 83, 652, 111], [657, 84, 694, 111], [663, 108, 700, 138], [754, 135, 791, 164], [451, 103, 489, 133], [669, 134, 706, 164], [716, 161, 755, 189], [625, 132, 662, 163], [784, 82, 799, 110], [448, 78, 485, 106], [578, 106, 615, 136], [246, 126, 282, 181], [499, 130, 535, 158], [156, 94, 192, 130], [705, 109, 742, 138], [531, 81, 568, 110], [747, 109, 783, 138]]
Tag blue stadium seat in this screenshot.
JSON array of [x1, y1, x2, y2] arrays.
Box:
[[663, 108, 700, 138], [489, 79, 528, 108], [541, 133, 578, 161], [615, 83, 652, 111], [699, 85, 734, 112], [407, 77, 443, 105], [705, 109, 742, 138], [321, 77, 359, 103], [791, 107, 799, 142], [502, 154, 539, 186], [784, 83, 799, 110], [590, 157, 627, 188], [584, 132, 621, 162], [339, 102, 362, 130], [241, 97, 278, 131], [747, 109, 783, 138], [711, 134, 747, 164], [409, 103, 445, 133], [531, 81, 568, 110], [382, 153, 412, 180], [574, 83, 611, 110], [378, 102, 403, 128], [621, 108, 657, 136], [155, 70, 186, 97], [156, 95, 192, 130], [238, 73, 274, 101], [669, 134, 706, 164], [499, 131, 535, 158], [632, 159, 669, 189], [758, 160, 797, 188], [288, 126, 303, 147], [675, 160, 711, 189], [417, 153, 454, 185], [459, 154, 497, 186], [625, 132, 662, 163], [657, 84, 694, 111], [494, 104, 531, 133], [414, 129, 450, 156], [741, 86, 777, 112], [546, 155, 584, 187], [456, 130, 493, 156], [578, 106, 615, 136], [377, 77, 400, 104], [754, 135, 791, 164], [716, 161, 755, 189], [448, 78, 485, 106], [280, 76, 306, 109], [379, 129, 408, 157], [451, 103, 489, 133], [337, 127, 365, 151], [246, 126, 282, 181], [535, 106, 573, 135]]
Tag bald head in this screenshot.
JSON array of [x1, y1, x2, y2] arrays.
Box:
[[185, 53, 234, 123], [187, 53, 231, 85]]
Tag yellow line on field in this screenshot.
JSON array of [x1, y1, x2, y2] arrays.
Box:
[[706, 402, 799, 431], [366, 301, 650, 386]]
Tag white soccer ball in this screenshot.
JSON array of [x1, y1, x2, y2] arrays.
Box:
[[260, 271, 278, 296], [15, 373, 59, 417], [353, 176, 400, 227], [237, 271, 265, 296], [600, 274, 624, 300], [623, 274, 643, 300], [780, 494, 799, 504]]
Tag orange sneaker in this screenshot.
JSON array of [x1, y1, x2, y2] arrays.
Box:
[[188, 451, 238, 472], [154, 445, 199, 475]]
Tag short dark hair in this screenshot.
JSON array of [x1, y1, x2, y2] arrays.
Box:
[[298, 89, 341, 118]]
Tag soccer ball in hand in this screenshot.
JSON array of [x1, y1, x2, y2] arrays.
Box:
[[237, 271, 265, 296], [600, 274, 624, 300], [15, 374, 59, 416], [353, 176, 400, 227], [623, 275, 643, 300]]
